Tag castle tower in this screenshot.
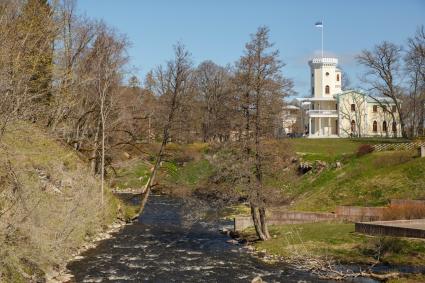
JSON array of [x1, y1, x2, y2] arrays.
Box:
[[309, 58, 342, 98]]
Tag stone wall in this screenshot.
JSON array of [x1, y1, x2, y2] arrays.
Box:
[[234, 201, 425, 231], [355, 219, 425, 239], [390, 199, 425, 206], [335, 206, 385, 222], [234, 211, 337, 231]]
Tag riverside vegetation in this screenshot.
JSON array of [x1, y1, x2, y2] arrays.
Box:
[[0, 123, 126, 281], [1, 0, 424, 282], [1, 125, 424, 281], [111, 137, 425, 282]]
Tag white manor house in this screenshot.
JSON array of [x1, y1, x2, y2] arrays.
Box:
[[296, 57, 401, 138]]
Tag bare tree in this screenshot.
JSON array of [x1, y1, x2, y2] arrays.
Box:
[[338, 93, 366, 137], [340, 69, 351, 90], [0, 0, 56, 139], [405, 26, 425, 136], [195, 60, 232, 142], [134, 43, 193, 219], [83, 25, 128, 204], [356, 42, 407, 137], [234, 26, 292, 240]]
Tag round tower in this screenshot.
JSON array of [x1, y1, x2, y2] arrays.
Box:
[[309, 57, 342, 98]]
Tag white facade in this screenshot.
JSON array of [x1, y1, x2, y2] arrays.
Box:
[[298, 57, 401, 138], [281, 105, 300, 135]]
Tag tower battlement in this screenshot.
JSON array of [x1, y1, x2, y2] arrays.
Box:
[[309, 57, 338, 65]]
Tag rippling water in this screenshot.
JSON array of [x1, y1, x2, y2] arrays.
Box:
[[67, 195, 377, 283]]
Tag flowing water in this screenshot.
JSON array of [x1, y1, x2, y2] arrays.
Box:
[[67, 195, 378, 283]]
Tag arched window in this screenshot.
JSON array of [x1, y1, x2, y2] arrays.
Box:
[[351, 120, 356, 133], [336, 74, 340, 81], [373, 121, 377, 132], [392, 122, 397, 132], [383, 121, 388, 132], [325, 85, 330, 94]]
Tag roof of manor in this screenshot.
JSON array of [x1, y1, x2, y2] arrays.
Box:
[[365, 96, 396, 104], [334, 89, 397, 104]]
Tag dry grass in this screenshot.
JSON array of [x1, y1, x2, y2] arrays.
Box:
[[0, 122, 119, 282], [383, 203, 425, 220]]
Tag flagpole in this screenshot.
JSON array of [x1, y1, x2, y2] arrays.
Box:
[[321, 19, 324, 58]]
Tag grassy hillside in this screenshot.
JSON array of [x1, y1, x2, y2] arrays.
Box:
[[111, 143, 213, 195], [291, 150, 425, 211], [111, 138, 423, 212], [288, 138, 410, 162], [0, 123, 119, 282]]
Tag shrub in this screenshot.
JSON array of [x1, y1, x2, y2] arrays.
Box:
[[383, 202, 425, 220], [362, 237, 405, 260], [357, 144, 374, 156]]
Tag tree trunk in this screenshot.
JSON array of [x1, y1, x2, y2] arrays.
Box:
[[133, 140, 164, 220], [91, 119, 101, 175], [133, 71, 180, 219], [253, 87, 270, 241], [250, 205, 267, 241], [259, 207, 270, 239], [100, 95, 105, 206]]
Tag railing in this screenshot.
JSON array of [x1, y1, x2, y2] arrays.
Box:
[[373, 142, 425, 152], [307, 110, 338, 116], [310, 58, 338, 64]]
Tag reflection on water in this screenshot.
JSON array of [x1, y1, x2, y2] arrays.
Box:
[[67, 196, 377, 283]]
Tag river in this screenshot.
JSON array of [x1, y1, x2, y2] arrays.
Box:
[[67, 195, 378, 283]]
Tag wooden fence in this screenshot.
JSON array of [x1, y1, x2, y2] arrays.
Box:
[[373, 142, 425, 152]]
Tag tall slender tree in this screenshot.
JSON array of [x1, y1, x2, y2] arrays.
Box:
[[83, 24, 128, 204], [405, 26, 425, 136], [235, 26, 292, 240], [134, 43, 193, 218]]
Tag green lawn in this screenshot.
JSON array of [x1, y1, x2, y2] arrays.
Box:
[[162, 159, 214, 188], [245, 223, 425, 266], [113, 160, 151, 190], [112, 144, 214, 192]]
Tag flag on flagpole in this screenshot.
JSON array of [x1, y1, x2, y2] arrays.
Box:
[[315, 21, 323, 28]]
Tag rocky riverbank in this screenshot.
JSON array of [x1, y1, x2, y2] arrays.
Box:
[[46, 220, 127, 283], [231, 223, 425, 283]]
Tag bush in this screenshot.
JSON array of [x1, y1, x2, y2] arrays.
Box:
[[362, 237, 405, 260], [383, 203, 425, 220], [357, 144, 374, 156]]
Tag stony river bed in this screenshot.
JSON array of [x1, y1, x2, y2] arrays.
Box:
[[67, 195, 379, 283]]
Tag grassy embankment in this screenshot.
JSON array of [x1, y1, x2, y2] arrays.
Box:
[[112, 142, 214, 194], [244, 138, 425, 282], [112, 137, 425, 217], [0, 123, 122, 282], [289, 141, 425, 211], [111, 142, 216, 218]]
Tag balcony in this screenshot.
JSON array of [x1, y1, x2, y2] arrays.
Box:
[[307, 110, 338, 117]]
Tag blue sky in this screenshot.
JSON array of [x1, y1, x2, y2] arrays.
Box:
[[77, 0, 425, 98]]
